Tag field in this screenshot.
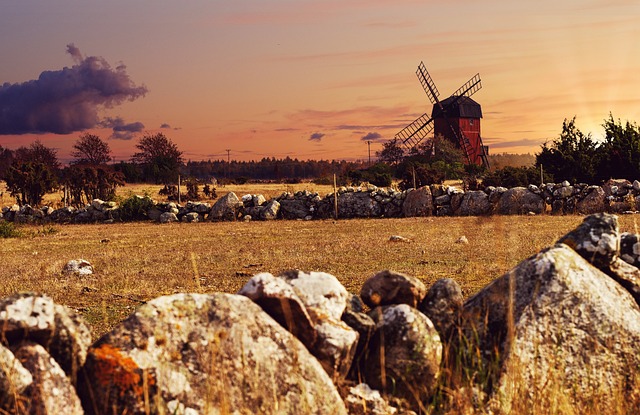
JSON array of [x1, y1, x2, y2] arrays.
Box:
[[2, 209, 639, 339]]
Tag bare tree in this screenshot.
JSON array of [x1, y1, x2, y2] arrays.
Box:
[[71, 133, 112, 165]]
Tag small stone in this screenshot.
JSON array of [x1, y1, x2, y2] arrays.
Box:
[[455, 236, 469, 244], [62, 259, 94, 276]]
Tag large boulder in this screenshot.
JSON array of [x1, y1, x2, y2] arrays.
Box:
[[459, 244, 640, 411], [208, 192, 243, 221], [363, 304, 442, 407], [457, 191, 490, 216], [360, 270, 427, 308], [78, 293, 347, 415], [495, 187, 545, 215], [338, 191, 382, 218], [402, 186, 433, 217], [260, 199, 280, 220]]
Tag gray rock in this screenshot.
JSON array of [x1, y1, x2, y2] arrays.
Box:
[[159, 211, 178, 223], [360, 270, 427, 308], [260, 199, 280, 220], [0, 293, 92, 379], [364, 305, 442, 406], [181, 212, 201, 222], [13, 342, 84, 415], [208, 192, 243, 221], [458, 191, 490, 216], [402, 186, 433, 217], [0, 343, 33, 413], [419, 278, 464, 340], [62, 259, 94, 276], [557, 213, 619, 269], [576, 186, 606, 214], [620, 232, 640, 268], [460, 244, 640, 411], [495, 187, 545, 215], [345, 383, 398, 415], [78, 293, 348, 415], [279, 199, 310, 219]]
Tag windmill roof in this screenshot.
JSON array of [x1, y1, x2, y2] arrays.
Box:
[[431, 96, 482, 119]]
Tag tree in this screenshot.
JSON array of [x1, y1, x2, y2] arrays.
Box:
[[0, 145, 14, 178], [598, 114, 640, 180], [535, 117, 600, 183], [71, 133, 112, 165], [376, 138, 405, 166], [4, 141, 59, 206], [131, 133, 184, 183]]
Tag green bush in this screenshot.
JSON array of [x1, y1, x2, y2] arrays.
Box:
[[118, 194, 155, 221], [0, 221, 21, 238]]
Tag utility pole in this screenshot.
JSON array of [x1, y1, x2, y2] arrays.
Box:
[[225, 149, 231, 179], [366, 141, 372, 166]]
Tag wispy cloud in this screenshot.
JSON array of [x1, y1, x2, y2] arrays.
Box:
[[309, 132, 325, 141], [100, 116, 145, 140]]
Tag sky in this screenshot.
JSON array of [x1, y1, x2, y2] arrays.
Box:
[[1, 0, 639, 163]]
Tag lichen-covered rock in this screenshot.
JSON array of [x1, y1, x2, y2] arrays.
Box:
[[0, 293, 92, 378], [495, 187, 545, 215], [457, 191, 490, 216], [557, 213, 619, 269], [360, 270, 427, 308], [345, 383, 398, 415], [460, 244, 640, 411], [13, 342, 84, 415], [419, 278, 464, 340], [402, 186, 433, 217], [208, 192, 243, 221], [363, 305, 442, 407], [0, 343, 33, 412], [280, 270, 350, 321], [78, 293, 347, 415]]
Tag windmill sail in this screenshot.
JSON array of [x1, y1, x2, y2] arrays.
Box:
[[394, 113, 434, 150], [416, 62, 440, 104]]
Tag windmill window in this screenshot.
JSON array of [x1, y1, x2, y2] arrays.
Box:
[[469, 119, 474, 126]]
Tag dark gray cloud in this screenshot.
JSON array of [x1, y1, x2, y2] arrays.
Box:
[[0, 44, 148, 135], [160, 123, 171, 129], [309, 132, 325, 141], [100, 116, 145, 140], [361, 132, 384, 142]]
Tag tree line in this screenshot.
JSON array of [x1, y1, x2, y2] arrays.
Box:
[[1, 113, 639, 207]]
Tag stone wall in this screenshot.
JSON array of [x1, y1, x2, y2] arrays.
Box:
[[2, 179, 640, 224], [2, 213, 640, 413]]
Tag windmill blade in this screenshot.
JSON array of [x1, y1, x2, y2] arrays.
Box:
[[451, 73, 482, 99], [395, 113, 434, 150], [416, 62, 440, 104]]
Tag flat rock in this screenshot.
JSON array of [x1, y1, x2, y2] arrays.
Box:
[[360, 270, 427, 308], [78, 293, 347, 415]]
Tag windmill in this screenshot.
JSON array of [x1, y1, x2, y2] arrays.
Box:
[[395, 61, 490, 168]]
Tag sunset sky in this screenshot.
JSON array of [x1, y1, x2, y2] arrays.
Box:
[[1, 0, 639, 163]]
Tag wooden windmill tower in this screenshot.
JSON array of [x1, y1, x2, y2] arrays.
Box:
[[395, 61, 490, 167]]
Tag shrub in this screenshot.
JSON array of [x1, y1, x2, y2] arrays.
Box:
[[0, 221, 21, 238], [118, 195, 155, 221]]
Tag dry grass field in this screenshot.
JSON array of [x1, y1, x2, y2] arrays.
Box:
[[2, 212, 639, 340]]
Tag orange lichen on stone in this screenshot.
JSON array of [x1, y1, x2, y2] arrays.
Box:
[[91, 344, 155, 398]]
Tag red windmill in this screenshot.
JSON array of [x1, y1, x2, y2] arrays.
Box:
[[395, 61, 489, 167]]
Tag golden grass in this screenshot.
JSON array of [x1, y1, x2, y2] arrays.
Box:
[[4, 214, 639, 341]]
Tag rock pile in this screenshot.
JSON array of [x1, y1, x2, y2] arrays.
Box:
[[4, 179, 640, 224], [2, 213, 640, 413]]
